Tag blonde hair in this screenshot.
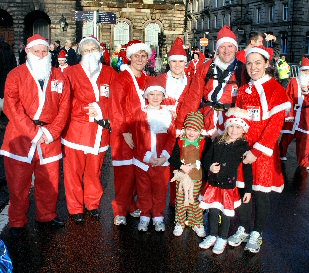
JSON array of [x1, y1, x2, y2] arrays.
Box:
[[218, 129, 246, 143]]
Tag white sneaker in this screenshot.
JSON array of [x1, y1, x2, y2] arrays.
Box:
[[212, 237, 227, 254], [280, 157, 287, 161], [154, 221, 165, 232], [244, 231, 262, 253], [114, 216, 127, 225], [138, 219, 149, 231], [173, 224, 184, 236], [199, 235, 217, 249], [192, 225, 206, 237], [228, 226, 249, 247], [130, 209, 141, 218]]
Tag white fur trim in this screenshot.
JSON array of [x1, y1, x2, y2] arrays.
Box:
[[112, 159, 133, 166], [168, 55, 187, 62], [300, 66, 309, 71], [133, 157, 149, 172], [252, 184, 284, 193], [216, 37, 238, 51], [120, 64, 128, 72], [160, 150, 170, 160], [26, 39, 49, 49], [143, 151, 153, 163], [253, 142, 273, 156], [246, 47, 270, 60], [61, 138, 108, 155], [199, 201, 236, 217], [144, 86, 166, 98], [126, 43, 151, 59], [224, 118, 249, 132]]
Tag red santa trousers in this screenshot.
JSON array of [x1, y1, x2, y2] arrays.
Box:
[[63, 146, 105, 214], [295, 131, 309, 167], [279, 133, 295, 157], [111, 165, 137, 216], [5, 152, 59, 227], [135, 165, 170, 218]]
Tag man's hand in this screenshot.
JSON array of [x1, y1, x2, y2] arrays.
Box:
[[37, 133, 48, 144], [156, 156, 167, 166], [264, 33, 276, 42], [243, 193, 251, 203], [122, 132, 135, 149], [210, 162, 220, 173], [180, 164, 193, 174], [84, 105, 98, 118], [243, 150, 257, 164]]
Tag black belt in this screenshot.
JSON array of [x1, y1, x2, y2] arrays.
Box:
[[33, 120, 49, 126], [95, 119, 111, 130], [199, 101, 235, 111]]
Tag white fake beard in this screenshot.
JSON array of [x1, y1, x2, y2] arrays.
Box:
[[214, 56, 230, 71], [27, 52, 52, 81], [147, 107, 172, 133], [299, 71, 309, 88], [81, 52, 102, 75]]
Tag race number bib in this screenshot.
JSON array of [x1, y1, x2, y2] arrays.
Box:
[[51, 80, 63, 93], [100, 84, 110, 97], [246, 106, 260, 121]]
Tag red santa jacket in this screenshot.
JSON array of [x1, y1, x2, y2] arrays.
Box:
[[236, 75, 290, 192], [176, 58, 247, 135], [109, 67, 148, 163], [282, 77, 309, 134], [61, 63, 117, 155], [131, 106, 176, 171], [0, 63, 70, 164]]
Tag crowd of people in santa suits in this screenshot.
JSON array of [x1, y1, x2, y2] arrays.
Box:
[[2, 24, 308, 256]]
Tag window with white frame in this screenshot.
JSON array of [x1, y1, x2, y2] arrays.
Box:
[[145, 23, 160, 47], [283, 3, 288, 21], [114, 21, 130, 50], [214, 15, 218, 28], [269, 5, 274, 22], [256, 7, 261, 24]]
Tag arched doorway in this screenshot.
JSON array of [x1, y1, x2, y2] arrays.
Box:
[[0, 9, 14, 46], [24, 10, 51, 43]]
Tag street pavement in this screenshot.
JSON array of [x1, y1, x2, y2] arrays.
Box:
[[0, 121, 308, 272]]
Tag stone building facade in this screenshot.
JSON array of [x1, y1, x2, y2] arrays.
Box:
[[0, 0, 186, 57], [187, 0, 309, 63]]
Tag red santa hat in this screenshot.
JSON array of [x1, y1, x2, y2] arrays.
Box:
[[300, 56, 309, 71], [26, 34, 49, 49], [100, 42, 105, 49], [143, 76, 166, 98], [79, 35, 100, 47], [58, 50, 67, 61], [224, 107, 250, 133], [246, 46, 273, 61], [216, 25, 238, 51], [126, 39, 152, 59], [168, 37, 187, 62]]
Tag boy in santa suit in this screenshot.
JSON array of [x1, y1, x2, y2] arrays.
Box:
[[0, 34, 71, 236], [109, 40, 152, 226], [156, 37, 192, 207], [279, 56, 309, 169], [57, 50, 69, 72], [61, 36, 118, 223], [176, 25, 248, 138], [131, 76, 176, 232]]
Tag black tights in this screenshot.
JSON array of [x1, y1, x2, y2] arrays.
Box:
[[209, 208, 230, 239], [237, 191, 270, 234]]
